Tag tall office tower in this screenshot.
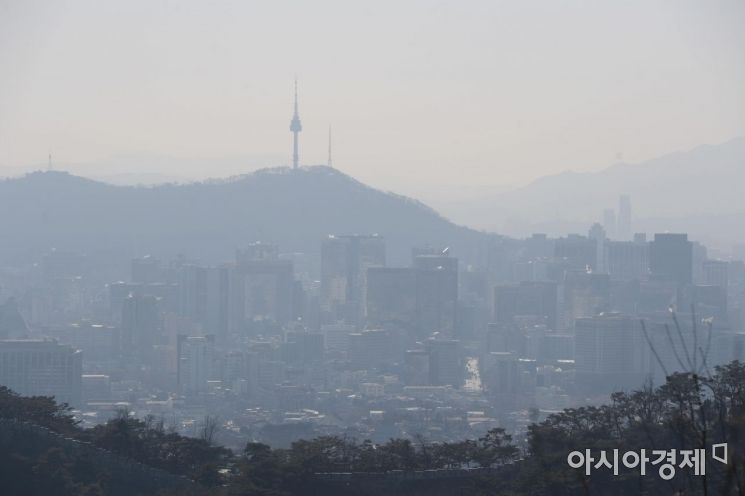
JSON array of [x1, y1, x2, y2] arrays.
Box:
[[606, 238, 650, 281], [588, 223, 607, 273], [523, 233, 555, 260], [679, 284, 727, 321], [617, 195, 632, 240], [493, 281, 558, 329], [554, 234, 598, 271], [321, 323, 355, 352], [574, 313, 650, 393], [289, 79, 302, 169], [413, 252, 458, 337], [602, 209, 617, 239], [649, 233, 693, 286], [178, 265, 230, 339], [562, 271, 611, 329], [704, 260, 729, 289], [426, 338, 462, 387], [692, 242, 709, 284], [231, 244, 294, 328], [366, 255, 458, 340], [404, 349, 431, 386], [283, 330, 324, 365], [347, 329, 392, 369], [0, 340, 82, 406], [486, 321, 526, 356], [480, 351, 520, 397], [365, 267, 418, 331], [121, 294, 160, 355], [108, 282, 140, 321], [177, 335, 215, 395], [321, 234, 385, 324]]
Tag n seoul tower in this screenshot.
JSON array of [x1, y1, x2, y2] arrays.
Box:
[[289, 79, 302, 169]]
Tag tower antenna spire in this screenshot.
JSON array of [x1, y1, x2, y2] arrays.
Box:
[[327, 125, 333, 168], [289, 78, 302, 169], [294, 78, 298, 114], [48, 151, 52, 171]]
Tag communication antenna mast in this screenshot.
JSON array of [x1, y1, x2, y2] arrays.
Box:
[[327, 125, 333, 168]]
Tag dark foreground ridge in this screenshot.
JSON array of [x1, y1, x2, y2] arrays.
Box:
[[0, 419, 192, 496], [3, 358, 745, 495]]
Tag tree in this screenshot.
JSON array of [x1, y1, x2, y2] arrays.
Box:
[[0, 386, 79, 435], [474, 428, 519, 468], [200, 415, 221, 445]]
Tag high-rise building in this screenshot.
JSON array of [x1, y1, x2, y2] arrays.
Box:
[[493, 281, 558, 329], [347, 329, 392, 369], [602, 209, 616, 239], [650, 233, 693, 286], [284, 330, 324, 365], [703, 260, 728, 289], [426, 338, 462, 387], [321, 234, 385, 324], [486, 322, 526, 356], [522, 233, 555, 265], [231, 246, 294, 328], [0, 340, 82, 406], [574, 313, 650, 393], [606, 238, 650, 281], [365, 267, 417, 331], [404, 349, 431, 386], [588, 223, 607, 272], [321, 323, 355, 353], [554, 234, 598, 271], [678, 284, 727, 321], [178, 265, 230, 339], [562, 271, 611, 329], [413, 253, 458, 337], [177, 335, 216, 395], [366, 254, 458, 339], [121, 294, 160, 355], [481, 351, 520, 396], [617, 195, 632, 240]]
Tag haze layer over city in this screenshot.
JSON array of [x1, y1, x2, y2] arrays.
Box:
[[1, 1, 744, 495]]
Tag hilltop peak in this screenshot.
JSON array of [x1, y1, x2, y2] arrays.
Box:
[[0, 164, 489, 266]]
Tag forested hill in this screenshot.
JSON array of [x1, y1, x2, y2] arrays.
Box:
[[0, 166, 495, 266]]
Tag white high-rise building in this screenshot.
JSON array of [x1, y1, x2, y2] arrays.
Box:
[[618, 195, 632, 241], [0, 340, 82, 406], [177, 335, 215, 395]]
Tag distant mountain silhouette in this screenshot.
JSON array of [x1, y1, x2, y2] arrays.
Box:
[[460, 137, 745, 246], [0, 166, 495, 268]]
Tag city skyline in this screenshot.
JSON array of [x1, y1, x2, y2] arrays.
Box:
[[1, 3, 743, 494]]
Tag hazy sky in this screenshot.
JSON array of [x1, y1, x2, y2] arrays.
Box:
[[1, 0, 744, 198]]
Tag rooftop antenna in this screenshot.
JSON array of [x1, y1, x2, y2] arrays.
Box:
[[327, 125, 333, 168], [47, 151, 52, 171]]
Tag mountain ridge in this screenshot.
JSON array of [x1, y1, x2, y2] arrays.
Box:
[[448, 137, 745, 247], [0, 166, 496, 269]]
